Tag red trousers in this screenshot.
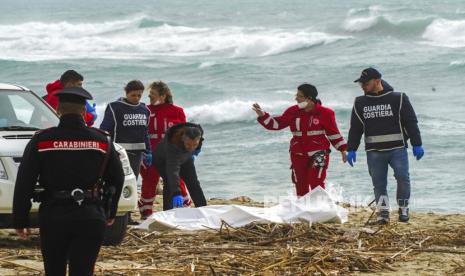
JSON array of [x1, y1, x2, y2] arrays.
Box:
[[139, 164, 190, 215], [290, 152, 330, 197]]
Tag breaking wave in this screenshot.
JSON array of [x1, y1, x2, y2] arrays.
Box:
[[422, 19, 465, 48], [342, 5, 434, 35], [0, 15, 350, 61], [185, 99, 290, 125]]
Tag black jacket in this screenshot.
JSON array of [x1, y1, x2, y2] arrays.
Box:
[[12, 114, 125, 228], [347, 81, 422, 151], [153, 123, 203, 196]]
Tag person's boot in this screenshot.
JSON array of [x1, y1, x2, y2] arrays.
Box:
[[398, 207, 410, 222], [369, 210, 390, 225]]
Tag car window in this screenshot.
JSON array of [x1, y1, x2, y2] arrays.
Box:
[[0, 90, 59, 129], [9, 94, 34, 124]]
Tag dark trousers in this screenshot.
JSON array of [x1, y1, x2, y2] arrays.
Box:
[[155, 159, 207, 210], [367, 148, 410, 210], [39, 209, 106, 276], [127, 150, 143, 179]]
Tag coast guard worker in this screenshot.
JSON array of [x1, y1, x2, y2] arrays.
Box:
[[100, 80, 152, 178], [13, 87, 124, 276], [347, 67, 424, 224]]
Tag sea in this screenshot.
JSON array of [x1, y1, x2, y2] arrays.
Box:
[[1, 0, 464, 213]]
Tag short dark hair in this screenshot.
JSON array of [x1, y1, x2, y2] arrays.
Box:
[[125, 80, 145, 93], [60, 70, 83, 86], [183, 127, 202, 140]]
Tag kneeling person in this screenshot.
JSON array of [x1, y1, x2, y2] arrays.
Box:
[[153, 123, 207, 210]]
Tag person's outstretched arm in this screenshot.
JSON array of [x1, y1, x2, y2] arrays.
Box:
[[253, 103, 292, 130]]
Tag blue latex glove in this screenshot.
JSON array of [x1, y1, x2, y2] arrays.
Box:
[[412, 146, 424, 160], [172, 195, 183, 208], [143, 153, 152, 166], [347, 151, 356, 167], [86, 101, 97, 122], [191, 148, 201, 161]]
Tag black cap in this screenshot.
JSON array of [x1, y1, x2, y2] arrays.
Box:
[[354, 67, 382, 83], [55, 87, 92, 104]]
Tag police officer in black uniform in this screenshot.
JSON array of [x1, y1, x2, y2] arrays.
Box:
[[13, 87, 124, 276]]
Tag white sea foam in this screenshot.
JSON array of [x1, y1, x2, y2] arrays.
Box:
[[232, 31, 350, 58], [422, 19, 465, 48], [343, 5, 390, 32], [0, 16, 350, 61], [343, 15, 381, 32], [185, 99, 291, 125], [198, 61, 217, 69], [450, 60, 465, 66], [342, 6, 434, 34]]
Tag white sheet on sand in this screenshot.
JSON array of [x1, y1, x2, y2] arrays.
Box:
[[137, 186, 348, 232]]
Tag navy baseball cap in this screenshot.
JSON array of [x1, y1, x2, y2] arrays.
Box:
[[354, 67, 382, 83], [55, 87, 93, 104]]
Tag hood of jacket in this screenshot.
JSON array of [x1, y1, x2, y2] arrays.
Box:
[[46, 79, 63, 95]]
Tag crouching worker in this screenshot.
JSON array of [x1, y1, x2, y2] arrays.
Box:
[[13, 87, 124, 276], [153, 123, 207, 210], [253, 83, 347, 197]]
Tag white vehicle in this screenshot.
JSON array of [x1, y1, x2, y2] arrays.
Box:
[[0, 83, 138, 245]]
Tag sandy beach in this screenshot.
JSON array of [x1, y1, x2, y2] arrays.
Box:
[[1, 197, 464, 275]]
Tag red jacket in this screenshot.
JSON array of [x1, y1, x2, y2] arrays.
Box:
[[45, 80, 62, 111], [258, 103, 347, 155], [45, 80, 95, 126], [147, 103, 186, 148]]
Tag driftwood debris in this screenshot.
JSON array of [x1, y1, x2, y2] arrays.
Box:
[[1, 209, 465, 275], [92, 219, 465, 275]]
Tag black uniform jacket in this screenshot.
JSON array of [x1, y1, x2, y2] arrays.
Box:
[[12, 114, 124, 228], [347, 81, 422, 152]]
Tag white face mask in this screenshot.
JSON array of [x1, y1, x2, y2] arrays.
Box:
[[297, 101, 308, 109]]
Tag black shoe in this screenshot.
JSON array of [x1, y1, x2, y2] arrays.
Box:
[[398, 207, 410, 222], [367, 210, 390, 225]]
